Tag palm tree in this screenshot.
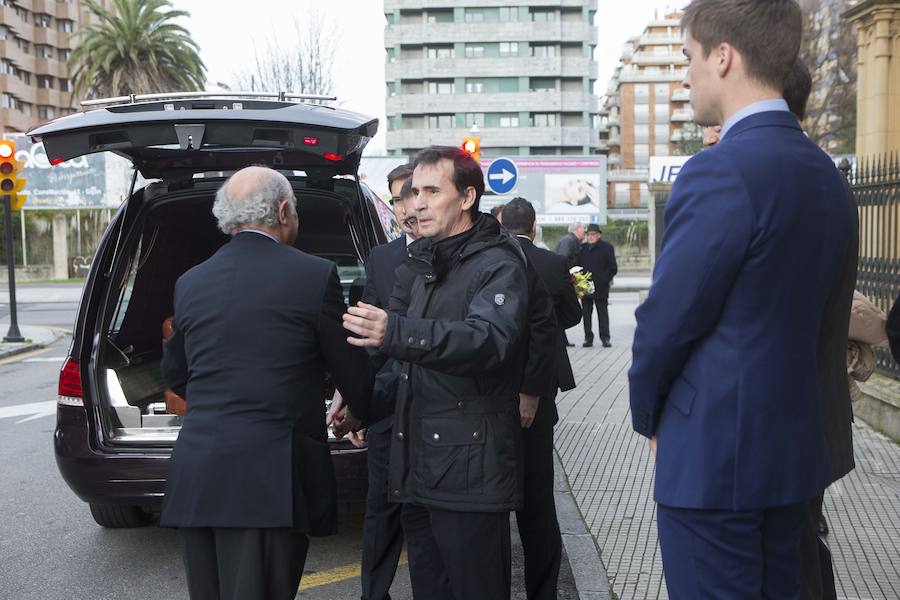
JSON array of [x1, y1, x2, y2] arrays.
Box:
[[68, 0, 206, 101]]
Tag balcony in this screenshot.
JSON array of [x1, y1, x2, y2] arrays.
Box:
[[386, 90, 599, 114], [0, 74, 34, 101], [385, 21, 598, 47], [32, 27, 59, 48], [629, 53, 688, 66], [608, 168, 650, 182], [386, 56, 597, 81], [386, 125, 599, 151], [386, 0, 595, 8], [672, 108, 694, 122], [638, 33, 684, 46], [671, 129, 684, 142], [607, 154, 621, 166], [618, 69, 686, 83], [671, 88, 690, 102], [0, 41, 36, 73], [0, 107, 36, 133]]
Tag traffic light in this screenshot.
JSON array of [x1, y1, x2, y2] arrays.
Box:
[[461, 135, 481, 163], [0, 139, 26, 210]]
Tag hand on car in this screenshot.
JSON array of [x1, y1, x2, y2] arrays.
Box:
[[347, 429, 367, 449], [342, 302, 388, 348], [519, 393, 539, 428]]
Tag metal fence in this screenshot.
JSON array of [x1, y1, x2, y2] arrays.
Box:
[[847, 153, 900, 378]]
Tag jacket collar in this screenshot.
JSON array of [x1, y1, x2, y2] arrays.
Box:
[[722, 110, 802, 142]]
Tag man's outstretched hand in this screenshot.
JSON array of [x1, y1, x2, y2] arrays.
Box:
[[326, 390, 362, 439], [342, 302, 388, 348]]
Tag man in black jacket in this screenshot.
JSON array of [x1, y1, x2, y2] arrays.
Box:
[[555, 221, 585, 267], [578, 224, 618, 347], [342, 146, 543, 600], [160, 166, 373, 600], [502, 197, 583, 600]]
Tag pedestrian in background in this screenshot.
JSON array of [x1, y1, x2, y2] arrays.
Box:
[[342, 146, 531, 600], [554, 221, 585, 268], [578, 224, 617, 348], [629, 1, 853, 597], [502, 197, 582, 600]]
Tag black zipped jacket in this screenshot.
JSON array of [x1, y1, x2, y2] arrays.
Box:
[[381, 214, 530, 512]]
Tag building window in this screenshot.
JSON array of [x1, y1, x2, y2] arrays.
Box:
[[498, 114, 519, 128], [466, 79, 484, 94], [37, 105, 55, 120], [615, 183, 630, 206], [464, 8, 486, 22], [532, 113, 557, 127], [427, 80, 454, 94], [0, 60, 14, 75], [531, 8, 557, 22], [38, 75, 54, 89], [499, 7, 518, 21], [57, 19, 74, 33], [14, 5, 28, 23], [0, 93, 15, 109], [58, 49, 70, 62], [465, 113, 485, 127], [634, 144, 650, 165], [0, 25, 7, 40], [59, 78, 72, 92], [531, 44, 557, 58], [426, 9, 453, 23], [37, 45, 53, 59], [634, 124, 649, 143], [634, 84, 649, 104], [465, 45, 485, 58], [34, 13, 52, 28], [499, 42, 518, 57], [654, 124, 670, 142], [426, 45, 454, 59], [15, 37, 29, 53], [654, 144, 670, 156], [654, 84, 669, 99], [655, 104, 670, 123], [427, 114, 455, 129], [634, 104, 649, 124], [530, 77, 557, 92]]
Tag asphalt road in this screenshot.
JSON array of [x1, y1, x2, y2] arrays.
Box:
[[0, 333, 579, 599]]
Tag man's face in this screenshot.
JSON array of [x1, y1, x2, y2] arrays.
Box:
[[389, 177, 418, 238], [683, 32, 722, 127], [574, 224, 586, 241], [410, 159, 476, 241], [586, 231, 600, 245]]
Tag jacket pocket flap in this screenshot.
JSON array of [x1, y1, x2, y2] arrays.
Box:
[[668, 376, 696, 416], [422, 417, 486, 446]]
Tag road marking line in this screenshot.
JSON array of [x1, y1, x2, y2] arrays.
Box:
[[299, 551, 408, 590], [22, 356, 66, 363], [0, 347, 52, 367], [0, 400, 56, 423]]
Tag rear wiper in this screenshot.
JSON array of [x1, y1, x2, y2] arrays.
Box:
[[105, 167, 140, 278]]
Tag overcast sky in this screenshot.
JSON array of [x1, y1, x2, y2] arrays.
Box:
[[174, 0, 688, 154]]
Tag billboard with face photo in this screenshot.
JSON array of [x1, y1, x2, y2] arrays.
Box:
[[544, 174, 602, 214]]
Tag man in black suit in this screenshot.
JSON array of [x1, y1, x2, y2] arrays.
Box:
[[501, 197, 583, 600], [160, 166, 373, 600], [356, 163, 418, 600], [578, 224, 617, 348]]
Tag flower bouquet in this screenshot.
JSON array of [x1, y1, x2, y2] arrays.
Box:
[[569, 266, 595, 299]]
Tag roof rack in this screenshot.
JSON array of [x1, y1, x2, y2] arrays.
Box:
[[80, 91, 337, 108]]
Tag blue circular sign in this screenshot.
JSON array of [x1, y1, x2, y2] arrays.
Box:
[[487, 157, 519, 194]]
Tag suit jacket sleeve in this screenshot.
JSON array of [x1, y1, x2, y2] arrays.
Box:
[[608, 244, 618, 282], [318, 265, 374, 423], [381, 258, 528, 375], [361, 250, 380, 306], [521, 261, 560, 398], [161, 280, 188, 397], [627, 152, 754, 438], [553, 254, 583, 329]]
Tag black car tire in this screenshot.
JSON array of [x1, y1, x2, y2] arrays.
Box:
[[89, 504, 153, 528]]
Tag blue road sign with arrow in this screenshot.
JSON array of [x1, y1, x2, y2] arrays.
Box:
[[487, 157, 518, 194]]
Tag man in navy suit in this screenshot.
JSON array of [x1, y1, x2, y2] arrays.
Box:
[[628, 2, 854, 598]]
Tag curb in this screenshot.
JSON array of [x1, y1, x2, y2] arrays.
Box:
[[554, 452, 612, 600], [0, 327, 67, 361]]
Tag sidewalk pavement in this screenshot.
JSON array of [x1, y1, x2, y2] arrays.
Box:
[[556, 293, 900, 600], [0, 284, 84, 305], [0, 324, 65, 360]]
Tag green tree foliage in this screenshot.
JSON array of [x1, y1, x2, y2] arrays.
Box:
[[68, 0, 206, 101]]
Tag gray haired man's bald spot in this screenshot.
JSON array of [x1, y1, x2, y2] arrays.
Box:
[[212, 167, 296, 236]]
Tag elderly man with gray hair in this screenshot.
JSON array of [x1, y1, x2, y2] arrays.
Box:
[[555, 221, 585, 268], [160, 166, 373, 600]]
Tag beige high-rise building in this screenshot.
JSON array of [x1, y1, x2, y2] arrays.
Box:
[[1, 0, 115, 134], [597, 11, 690, 214], [845, 0, 900, 157]]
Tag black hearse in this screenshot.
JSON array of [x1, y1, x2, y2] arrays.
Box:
[[30, 93, 392, 527]]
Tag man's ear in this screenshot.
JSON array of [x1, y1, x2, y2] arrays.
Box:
[[278, 199, 290, 225], [531, 221, 538, 238], [717, 43, 734, 78], [461, 187, 477, 212]]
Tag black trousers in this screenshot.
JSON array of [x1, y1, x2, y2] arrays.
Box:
[[401, 503, 512, 600], [515, 414, 562, 600], [799, 493, 837, 600], [582, 288, 610, 343], [360, 420, 404, 600], [179, 527, 309, 600]]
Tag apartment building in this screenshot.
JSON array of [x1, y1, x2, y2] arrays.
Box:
[[597, 11, 690, 214], [384, 1, 600, 157], [1, 0, 114, 133]]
